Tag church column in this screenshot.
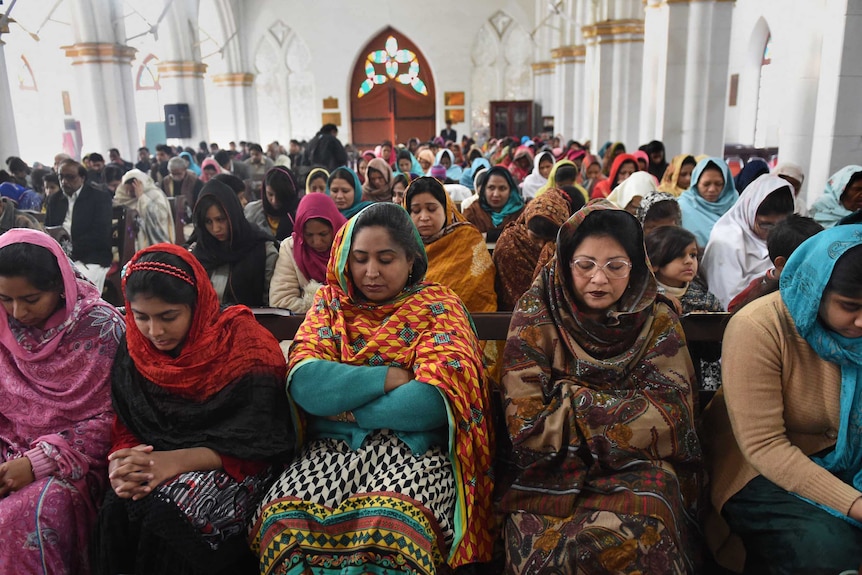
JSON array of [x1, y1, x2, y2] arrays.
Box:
[[0, 29, 20, 160], [61, 43, 138, 157], [156, 60, 210, 145], [210, 73, 257, 144], [807, 0, 862, 207], [582, 19, 645, 147], [532, 62, 556, 134], [550, 46, 585, 141]]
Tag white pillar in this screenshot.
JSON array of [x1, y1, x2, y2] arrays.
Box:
[[210, 73, 258, 145], [551, 46, 585, 140], [532, 62, 556, 134], [808, 0, 862, 207], [583, 19, 645, 147], [0, 39, 20, 160]]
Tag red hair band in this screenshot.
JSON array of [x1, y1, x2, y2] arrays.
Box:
[[125, 261, 196, 286]]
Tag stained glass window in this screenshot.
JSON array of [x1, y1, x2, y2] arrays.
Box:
[[357, 35, 427, 98]]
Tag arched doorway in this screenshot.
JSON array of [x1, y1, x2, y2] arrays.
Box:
[[350, 28, 435, 148]]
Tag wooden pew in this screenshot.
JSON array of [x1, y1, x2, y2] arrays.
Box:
[[102, 205, 139, 306]]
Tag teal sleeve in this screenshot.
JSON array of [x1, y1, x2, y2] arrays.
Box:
[[352, 380, 448, 432], [289, 360, 388, 417]]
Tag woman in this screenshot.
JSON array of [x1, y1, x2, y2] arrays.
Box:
[[361, 157, 393, 202], [462, 166, 525, 241], [191, 180, 278, 306], [645, 140, 669, 181], [94, 244, 295, 575], [251, 203, 495, 575], [521, 150, 555, 200], [245, 166, 300, 241], [678, 156, 738, 246], [581, 154, 606, 198], [601, 141, 626, 176], [305, 167, 329, 195], [734, 158, 770, 195], [327, 166, 373, 219], [499, 200, 701, 574], [508, 145, 534, 185], [811, 165, 862, 228], [417, 148, 435, 174], [406, 176, 497, 313], [179, 151, 202, 177], [659, 154, 697, 197], [199, 158, 223, 183], [535, 159, 587, 202], [435, 148, 463, 182], [591, 153, 639, 199], [269, 193, 346, 313], [607, 170, 656, 215], [492, 187, 572, 310], [395, 149, 423, 177], [703, 224, 862, 573], [118, 169, 175, 249], [391, 173, 410, 205], [702, 174, 795, 309], [0, 229, 123, 574]]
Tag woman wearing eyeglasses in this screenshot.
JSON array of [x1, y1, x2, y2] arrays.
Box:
[[498, 200, 702, 574]]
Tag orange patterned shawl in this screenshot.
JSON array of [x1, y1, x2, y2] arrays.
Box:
[[287, 211, 495, 567]]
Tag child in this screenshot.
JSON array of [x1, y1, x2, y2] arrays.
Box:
[[727, 214, 823, 313]]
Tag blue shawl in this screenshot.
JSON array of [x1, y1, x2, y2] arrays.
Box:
[[678, 157, 738, 246], [811, 165, 862, 229], [326, 167, 373, 219], [479, 166, 525, 227], [779, 224, 862, 525], [435, 149, 463, 182]]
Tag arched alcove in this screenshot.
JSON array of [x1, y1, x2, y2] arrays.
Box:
[[349, 28, 436, 147], [737, 16, 771, 145]]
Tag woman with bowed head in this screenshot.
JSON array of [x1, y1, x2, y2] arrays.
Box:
[[703, 224, 862, 572], [499, 200, 702, 574], [810, 165, 862, 228], [269, 193, 347, 313], [591, 153, 639, 199], [0, 229, 124, 574], [191, 180, 278, 307], [659, 154, 697, 197], [520, 150, 555, 201], [361, 157, 394, 202], [245, 166, 300, 241], [678, 157, 738, 246], [305, 167, 329, 195], [462, 165, 525, 241], [327, 166, 373, 219], [251, 203, 495, 575], [93, 244, 295, 575]]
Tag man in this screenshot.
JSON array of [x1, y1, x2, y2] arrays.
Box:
[[214, 149, 251, 181], [53, 153, 72, 173], [440, 119, 457, 144], [303, 124, 347, 173], [245, 143, 274, 186], [135, 147, 153, 173], [46, 160, 112, 292], [162, 155, 203, 210], [209, 142, 220, 154], [108, 148, 133, 173], [155, 144, 174, 182], [86, 152, 106, 183]]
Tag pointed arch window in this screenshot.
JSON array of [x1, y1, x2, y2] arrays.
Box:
[[136, 54, 161, 91], [17, 56, 37, 91], [357, 35, 427, 98]]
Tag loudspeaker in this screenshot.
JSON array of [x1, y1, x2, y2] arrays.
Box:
[[164, 103, 192, 138]]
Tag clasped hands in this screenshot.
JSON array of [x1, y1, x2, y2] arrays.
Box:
[[326, 366, 413, 423], [108, 444, 175, 501]]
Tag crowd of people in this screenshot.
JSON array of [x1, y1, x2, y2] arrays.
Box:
[[0, 124, 861, 574]]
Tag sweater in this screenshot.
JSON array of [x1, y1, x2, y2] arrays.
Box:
[[269, 236, 321, 313], [702, 291, 860, 569]]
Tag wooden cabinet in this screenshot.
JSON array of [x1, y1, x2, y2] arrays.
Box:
[[489, 100, 541, 139]]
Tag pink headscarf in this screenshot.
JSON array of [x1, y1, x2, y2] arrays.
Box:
[[200, 158, 224, 183], [0, 228, 123, 434], [292, 193, 347, 283]]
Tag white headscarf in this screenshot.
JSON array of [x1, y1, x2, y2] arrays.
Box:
[[702, 174, 794, 308], [521, 151, 554, 200], [607, 171, 657, 211]]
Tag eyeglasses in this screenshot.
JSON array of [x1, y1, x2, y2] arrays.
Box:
[[570, 257, 632, 279]]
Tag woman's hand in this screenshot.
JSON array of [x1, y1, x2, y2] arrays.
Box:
[[849, 497, 862, 522], [109, 444, 161, 501], [384, 366, 413, 392], [0, 457, 35, 497]]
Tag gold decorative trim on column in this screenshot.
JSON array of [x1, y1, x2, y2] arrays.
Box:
[[157, 61, 208, 79], [212, 73, 254, 87], [531, 61, 556, 75], [582, 19, 645, 38], [550, 45, 586, 64], [61, 43, 137, 66]]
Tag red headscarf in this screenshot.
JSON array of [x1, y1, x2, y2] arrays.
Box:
[[291, 193, 347, 283], [122, 243, 285, 400]]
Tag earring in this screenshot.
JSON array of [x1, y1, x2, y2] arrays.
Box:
[[60, 293, 66, 299]]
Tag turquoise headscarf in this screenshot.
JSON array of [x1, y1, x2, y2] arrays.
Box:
[[780, 223, 862, 526], [811, 165, 862, 229], [459, 158, 491, 190], [435, 149, 463, 182], [678, 157, 738, 246], [479, 166, 525, 226], [326, 166, 373, 219], [179, 151, 202, 176]]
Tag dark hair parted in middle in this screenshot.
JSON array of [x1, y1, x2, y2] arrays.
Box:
[[124, 250, 197, 307], [351, 203, 428, 285], [405, 176, 448, 211], [825, 243, 862, 299], [644, 226, 698, 269], [0, 242, 63, 292]]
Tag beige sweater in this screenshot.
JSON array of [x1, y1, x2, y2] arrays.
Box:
[[269, 237, 321, 313], [702, 290, 860, 569]]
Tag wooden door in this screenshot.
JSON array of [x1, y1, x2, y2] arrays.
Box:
[[351, 28, 435, 148]]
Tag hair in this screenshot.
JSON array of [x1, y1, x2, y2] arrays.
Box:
[[756, 186, 795, 217], [109, 148, 120, 155], [841, 171, 862, 200], [264, 168, 297, 200], [825, 244, 862, 298], [7, 157, 29, 174], [561, 209, 648, 288], [352, 203, 427, 284], [559, 186, 587, 213], [0, 243, 63, 292], [320, 123, 338, 135], [396, 149, 412, 164], [248, 143, 263, 154], [468, 148, 483, 162], [681, 155, 697, 170], [699, 161, 724, 182], [60, 160, 87, 179], [124, 251, 197, 307], [308, 170, 328, 186], [43, 172, 59, 188], [644, 226, 698, 269], [643, 199, 682, 225], [392, 173, 410, 190], [0, 170, 10, 184], [88, 153, 105, 164], [766, 214, 823, 263], [29, 168, 48, 194], [213, 150, 232, 168], [103, 165, 123, 184], [155, 144, 173, 155], [329, 167, 357, 191], [168, 156, 187, 171], [138, 146, 150, 153], [406, 176, 447, 210], [212, 173, 245, 195], [555, 164, 577, 184], [528, 216, 560, 241]]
